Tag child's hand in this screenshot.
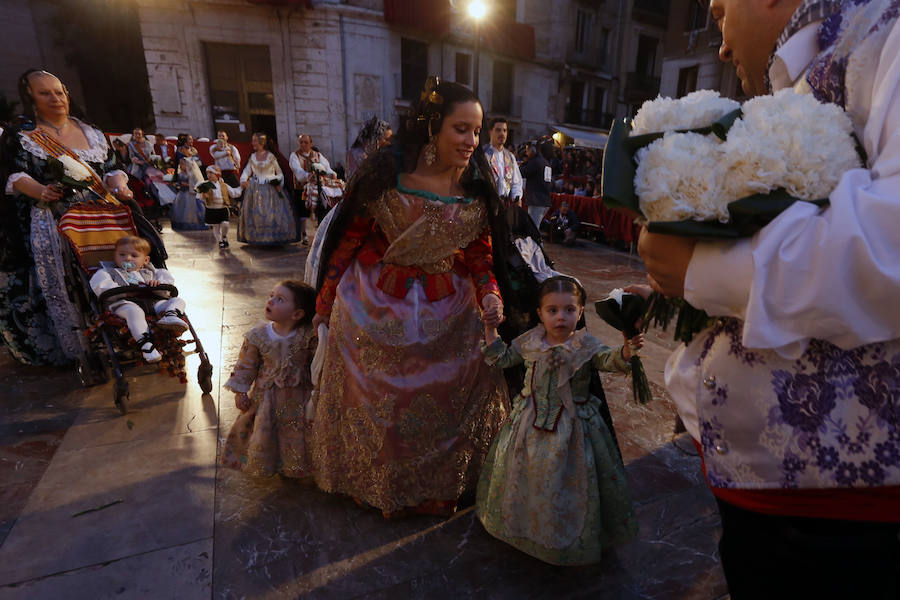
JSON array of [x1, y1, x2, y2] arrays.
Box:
[[481, 294, 504, 327], [622, 333, 645, 361], [623, 283, 653, 299], [235, 392, 251, 412], [147, 279, 160, 287]]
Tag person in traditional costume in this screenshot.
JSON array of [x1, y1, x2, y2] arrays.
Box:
[[0, 69, 116, 365], [309, 77, 538, 518], [174, 133, 202, 177], [482, 117, 522, 206], [222, 280, 318, 478], [476, 276, 640, 565], [346, 117, 392, 180], [238, 132, 298, 245], [127, 127, 154, 180], [170, 157, 208, 231], [637, 1, 900, 597], [209, 130, 241, 188], [289, 134, 339, 244], [200, 165, 241, 248]]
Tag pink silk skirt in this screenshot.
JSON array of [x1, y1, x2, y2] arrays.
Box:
[[311, 260, 509, 513]]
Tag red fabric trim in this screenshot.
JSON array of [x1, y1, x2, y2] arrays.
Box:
[[460, 230, 500, 306], [692, 439, 900, 523]]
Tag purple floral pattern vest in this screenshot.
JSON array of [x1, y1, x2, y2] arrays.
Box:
[[691, 0, 900, 491]]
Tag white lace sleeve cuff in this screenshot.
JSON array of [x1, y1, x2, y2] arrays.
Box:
[[5, 172, 32, 195]]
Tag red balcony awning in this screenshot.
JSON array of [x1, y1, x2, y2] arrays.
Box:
[[481, 18, 535, 61], [384, 0, 451, 37]]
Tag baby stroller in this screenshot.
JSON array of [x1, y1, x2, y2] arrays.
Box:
[[57, 202, 213, 414]]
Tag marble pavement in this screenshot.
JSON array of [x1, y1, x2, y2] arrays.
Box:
[[0, 224, 729, 599]]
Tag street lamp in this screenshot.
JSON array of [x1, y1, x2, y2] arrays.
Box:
[[467, 0, 487, 96]]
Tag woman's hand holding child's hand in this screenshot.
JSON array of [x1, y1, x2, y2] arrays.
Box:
[[622, 333, 645, 361], [235, 392, 251, 412]]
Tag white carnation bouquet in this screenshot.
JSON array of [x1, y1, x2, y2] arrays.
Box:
[[46, 154, 94, 198], [602, 89, 864, 341]]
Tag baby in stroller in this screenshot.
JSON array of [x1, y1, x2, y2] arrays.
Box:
[[88, 235, 189, 362]]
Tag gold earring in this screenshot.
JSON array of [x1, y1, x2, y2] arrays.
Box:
[[423, 135, 437, 166]]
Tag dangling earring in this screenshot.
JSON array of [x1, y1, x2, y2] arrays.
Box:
[[423, 135, 437, 166]]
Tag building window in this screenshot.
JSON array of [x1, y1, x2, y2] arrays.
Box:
[[599, 27, 611, 66], [492, 60, 513, 114], [676, 65, 699, 97], [686, 0, 709, 31], [575, 9, 594, 55], [401, 38, 428, 100], [635, 35, 658, 77], [455, 52, 471, 85]]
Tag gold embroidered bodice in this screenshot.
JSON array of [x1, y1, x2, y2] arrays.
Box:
[[367, 188, 488, 274]]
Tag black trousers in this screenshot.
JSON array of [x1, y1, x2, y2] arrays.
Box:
[[716, 498, 900, 600]]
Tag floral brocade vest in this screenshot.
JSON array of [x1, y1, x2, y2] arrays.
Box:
[[685, 2, 900, 491]]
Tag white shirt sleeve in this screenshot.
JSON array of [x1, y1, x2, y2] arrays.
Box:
[[154, 268, 176, 285], [240, 160, 253, 183], [231, 145, 241, 168], [684, 23, 900, 358], [289, 152, 309, 182], [318, 154, 335, 177], [226, 184, 243, 198], [89, 269, 118, 296], [510, 151, 524, 200]]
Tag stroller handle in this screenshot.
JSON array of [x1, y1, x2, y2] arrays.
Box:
[[98, 284, 178, 306]]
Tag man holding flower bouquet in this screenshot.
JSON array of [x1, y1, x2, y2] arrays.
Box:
[[635, 1, 900, 597]]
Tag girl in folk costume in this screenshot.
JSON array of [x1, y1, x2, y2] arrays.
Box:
[[0, 69, 117, 365], [238, 132, 298, 245], [309, 77, 540, 518], [476, 276, 641, 565], [170, 157, 208, 231], [222, 280, 318, 478], [200, 165, 241, 248]]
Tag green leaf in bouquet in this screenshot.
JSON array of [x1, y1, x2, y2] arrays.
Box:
[[600, 117, 640, 215], [711, 108, 743, 141], [647, 188, 829, 239], [642, 291, 715, 345]]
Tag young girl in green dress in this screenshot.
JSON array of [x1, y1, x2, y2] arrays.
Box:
[[477, 276, 642, 565]]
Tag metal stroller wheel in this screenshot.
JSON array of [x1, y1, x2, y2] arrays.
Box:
[[114, 380, 130, 414], [198, 361, 213, 394]]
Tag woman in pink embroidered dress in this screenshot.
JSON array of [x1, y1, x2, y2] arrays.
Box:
[[309, 78, 537, 518]]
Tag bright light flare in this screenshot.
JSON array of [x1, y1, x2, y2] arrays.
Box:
[[468, 0, 488, 20]]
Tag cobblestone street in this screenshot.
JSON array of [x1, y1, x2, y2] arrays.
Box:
[[0, 226, 728, 599]]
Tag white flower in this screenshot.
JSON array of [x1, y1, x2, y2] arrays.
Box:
[[57, 155, 92, 181], [634, 132, 729, 223], [605, 288, 625, 307], [630, 90, 740, 136], [724, 89, 861, 200], [311, 162, 326, 174]]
